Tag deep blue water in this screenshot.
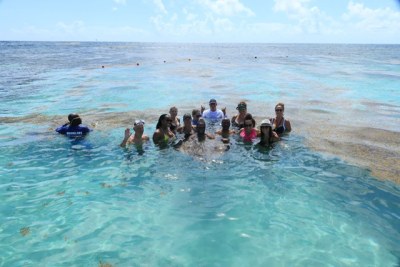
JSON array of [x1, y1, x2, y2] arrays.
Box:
[[0, 42, 399, 266]]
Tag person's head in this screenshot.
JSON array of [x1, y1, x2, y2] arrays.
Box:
[[209, 99, 217, 111], [156, 114, 172, 129], [68, 113, 79, 122], [70, 116, 82, 127], [197, 118, 206, 134], [236, 101, 247, 115], [182, 113, 192, 126], [243, 113, 255, 133], [275, 102, 285, 116], [133, 119, 145, 134], [260, 119, 273, 139], [192, 109, 202, 120], [221, 118, 231, 130], [169, 106, 178, 118]]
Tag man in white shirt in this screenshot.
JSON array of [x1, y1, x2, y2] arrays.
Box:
[[201, 99, 227, 121]]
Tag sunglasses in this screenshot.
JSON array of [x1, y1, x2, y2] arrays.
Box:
[[244, 123, 252, 127], [275, 109, 283, 112], [166, 119, 172, 122]]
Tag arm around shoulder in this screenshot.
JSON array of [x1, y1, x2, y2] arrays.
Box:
[[152, 130, 163, 144]]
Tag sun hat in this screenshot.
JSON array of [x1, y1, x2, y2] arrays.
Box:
[[260, 119, 272, 127]]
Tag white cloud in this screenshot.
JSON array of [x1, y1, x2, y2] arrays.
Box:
[[198, 0, 254, 17], [273, 0, 340, 34], [154, 0, 167, 14], [343, 1, 400, 31], [274, 0, 310, 16]]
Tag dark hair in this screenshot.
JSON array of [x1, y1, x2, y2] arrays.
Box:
[[156, 114, 168, 129], [70, 117, 82, 127], [260, 124, 273, 144], [68, 113, 79, 122], [197, 118, 206, 127], [221, 118, 230, 127], [244, 113, 256, 127], [192, 109, 200, 116], [183, 113, 192, 120]]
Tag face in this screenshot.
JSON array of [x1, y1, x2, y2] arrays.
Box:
[[244, 119, 253, 132], [169, 107, 178, 117], [184, 116, 192, 126], [193, 113, 201, 121], [221, 119, 230, 129], [209, 102, 217, 111], [275, 105, 284, 115], [163, 115, 172, 127], [261, 126, 270, 134], [133, 123, 144, 134], [237, 104, 247, 114]]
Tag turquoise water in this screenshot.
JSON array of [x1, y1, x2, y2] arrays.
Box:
[[0, 42, 400, 266]]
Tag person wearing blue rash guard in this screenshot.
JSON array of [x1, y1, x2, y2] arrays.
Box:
[[56, 114, 91, 138]]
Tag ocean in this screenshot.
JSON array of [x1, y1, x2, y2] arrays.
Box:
[[0, 41, 399, 266]]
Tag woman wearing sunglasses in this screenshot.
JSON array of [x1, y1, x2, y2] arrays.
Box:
[[270, 102, 291, 135], [239, 113, 259, 143], [231, 101, 248, 129], [152, 114, 176, 146]]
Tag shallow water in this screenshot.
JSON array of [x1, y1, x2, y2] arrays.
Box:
[[0, 42, 400, 266]]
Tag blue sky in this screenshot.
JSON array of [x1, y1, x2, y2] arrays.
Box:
[[0, 0, 399, 43]]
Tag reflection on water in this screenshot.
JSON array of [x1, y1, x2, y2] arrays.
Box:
[[1, 127, 399, 266]]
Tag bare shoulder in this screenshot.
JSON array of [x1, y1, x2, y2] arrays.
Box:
[[285, 119, 292, 131]]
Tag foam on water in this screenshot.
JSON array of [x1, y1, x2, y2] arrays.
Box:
[[1, 42, 400, 266]]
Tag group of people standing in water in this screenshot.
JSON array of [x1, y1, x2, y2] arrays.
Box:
[[56, 99, 291, 150]]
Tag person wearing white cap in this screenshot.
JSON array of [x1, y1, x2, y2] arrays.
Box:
[[120, 119, 149, 148], [258, 119, 280, 146], [201, 98, 226, 121]]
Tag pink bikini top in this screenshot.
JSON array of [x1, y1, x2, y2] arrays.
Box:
[[240, 128, 257, 142]]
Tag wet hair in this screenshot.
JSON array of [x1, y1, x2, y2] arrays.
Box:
[[275, 102, 285, 111], [197, 118, 206, 127], [183, 113, 192, 120], [244, 113, 256, 127], [192, 109, 201, 116], [68, 113, 79, 122], [221, 118, 230, 127], [70, 117, 82, 127], [260, 124, 273, 144], [156, 114, 168, 129], [169, 106, 178, 113]]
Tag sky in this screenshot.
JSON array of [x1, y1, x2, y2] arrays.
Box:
[[0, 0, 399, 43]]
